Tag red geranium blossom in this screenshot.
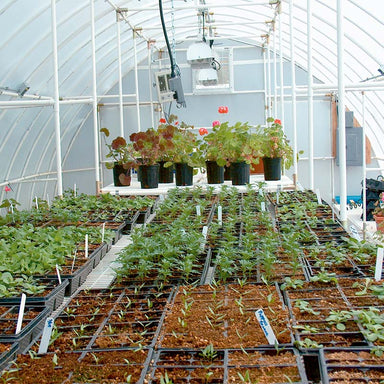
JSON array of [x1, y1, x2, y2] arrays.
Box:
[[199, 127, 209, 136], [212, 120, 220, 127], [274, 119, 282, 125], [159, 118, 166, 124]]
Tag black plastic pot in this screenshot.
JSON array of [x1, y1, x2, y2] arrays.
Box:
[[263, 157, 282, 181], [158, 161, 174, 183], [175, 163, 193, 186], [139, 164, 159, 189], [206, 161, 224, 184], [231, 161, 250, 185], [112, 163, 131, 186]]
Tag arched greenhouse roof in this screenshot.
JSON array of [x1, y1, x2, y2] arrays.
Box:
[[0, 0, 383, 208]]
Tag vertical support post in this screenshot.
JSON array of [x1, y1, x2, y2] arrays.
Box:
[[273, 29, 277, 117], [337, 0, 347, 225], [148, 41, 155, 129], [51, 0, 63, 198], [267, 42, 272, 118], [307, 0, 314, 190], [263, 47, 268, 124], [133, 30, 141, 132], [116, 10, 124, 137], [289, 0, 298, 187], [361, 91, 367, 239], [279, 14, 285, 126], [90, 0, 101, 194]]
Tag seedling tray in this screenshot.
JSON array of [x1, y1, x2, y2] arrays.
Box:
[[145, 347, 308, 384], [0, 304, 50, 354], [319, 347, 384, 383], [0, 342, 18, 372], [0, 278, 69, 313]]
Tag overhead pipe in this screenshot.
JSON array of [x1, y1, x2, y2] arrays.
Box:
[[51, 0, 63, 198], [289, 0, 298, 187], [90, 0, 101, 194], [337, 0, 348, 225], [267, 42, 272, 118], [133, 30, 142, 132], [148, 41, 155, 128], [307, 0, 314, 190]]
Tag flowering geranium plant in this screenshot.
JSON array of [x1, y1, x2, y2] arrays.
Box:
[[100, 128, 135, 169], [260, 117, 294, 169]]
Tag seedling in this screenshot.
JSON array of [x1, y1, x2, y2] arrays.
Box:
[[237, 369, 257, 384], [326, 310, 353, 331], [199, 344, 217, 362], [293, 325, 320, 334], [280, 277, 305, 291], [294, 300, 320, 316], [294, 338, 323, 349], [160, 372, 173, 384]]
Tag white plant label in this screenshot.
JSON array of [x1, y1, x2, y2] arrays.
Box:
[[85, 234, 89, 258], [196, 205, 201, 216], [255, 308, 278, 345], [276, 191, 279, 205], [38, 317, 54, 355], [375, 247, 384, 282], [218, 205, 222, 226], [101, 223, 106, 243], [74, 184, 77, 197], [316, 189, 322, 205], [35, 196, 39, 210], [56, 264, 62, 285], [261, 202, 266, 212], [115, 190, 119, 196], [16, 294, 26, 335], [202, 226, 208, 239], [46, 193, 50, 208], [10, 203, 14, 215], [349, 225, 361, 242], [259, 188, 263, 196]]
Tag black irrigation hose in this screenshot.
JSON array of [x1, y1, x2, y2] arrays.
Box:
[[159, 0, 175, 78]]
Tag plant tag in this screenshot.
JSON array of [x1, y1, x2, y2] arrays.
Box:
[[35, 196, 39, 210], [375, 247, 383, 282], [85, 234, 89, 258], [202, 226, 208, 239], [159, 194, 165, 201], [316, 189, 322, 205], [46, 193, 50, 208], [115, 190, 119, 196], [261, 202, 266, 212], [56, 264, 62, 285], [16, 294, 26, 335], [276, 191, 279, 205], [349, 225, 361, 241], [10, 203, 14, 215], [74, 184, 76, 197], [259, 188, 263, 196], [38, 317, 54, 355], [255, 309, 278, 345], [218, 205, 222, 226], [277, 184, 282, 192], [101, 223, 105, 243], [196, 205, 201, 216]]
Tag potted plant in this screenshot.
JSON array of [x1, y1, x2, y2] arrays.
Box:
[[157, 116, 178, 183], [260, 117, 293, 181], [199, 123, 231, 184], [225, 122, 262, 185], [100, 128, 135, 187], [163, 118, 202, 186], [129, 128, 163, 189]]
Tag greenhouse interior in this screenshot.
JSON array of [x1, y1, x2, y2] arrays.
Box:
[[0, 0, 384, 383]]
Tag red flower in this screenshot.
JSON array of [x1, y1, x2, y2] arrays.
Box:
[[218, 106, 229, 114], [4, 186, 11, 192], [212, 120, 220, 127], [175, 121, 179, 125], [274, 119, 282, 125], [199, 128, 209, 136], [159, 118, 166, 124]]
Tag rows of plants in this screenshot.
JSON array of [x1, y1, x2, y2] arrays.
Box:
[[1, 186, 384, 383]]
